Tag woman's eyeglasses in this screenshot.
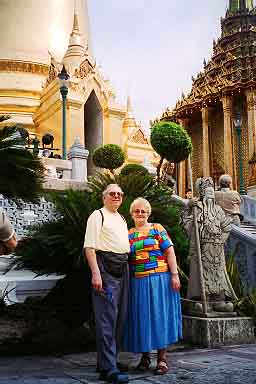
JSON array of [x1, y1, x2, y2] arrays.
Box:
[[134, 209, 147, 214], [108, 191, 123, 198]]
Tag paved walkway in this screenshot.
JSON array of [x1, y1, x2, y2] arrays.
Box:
[[0, 344, 255, 383]]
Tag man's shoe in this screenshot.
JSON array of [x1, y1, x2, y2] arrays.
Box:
[[117, 362, 129, 372], [99, 369, 129, 383]]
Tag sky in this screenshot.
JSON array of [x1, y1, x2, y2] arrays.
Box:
[[87, 0, 229, 131]]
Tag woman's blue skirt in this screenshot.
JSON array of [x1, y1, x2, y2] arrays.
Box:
[[123, 272, 182, 353]]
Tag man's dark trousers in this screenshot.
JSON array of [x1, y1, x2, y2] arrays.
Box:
[[92, 255, 129, 373]]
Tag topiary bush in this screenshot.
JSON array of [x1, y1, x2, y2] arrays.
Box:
[[150, 121, 192, 179], [120, 163, 149, 177], [92, 144, 125, 174]]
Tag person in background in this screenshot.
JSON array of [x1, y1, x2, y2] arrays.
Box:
[[185, 188, 193, 200], [84, 184, 130, 384], [161, 161, 177, 193], [124, 198, 182, 375], [215, 174, 242, 226], [0, 209, 17, 255]]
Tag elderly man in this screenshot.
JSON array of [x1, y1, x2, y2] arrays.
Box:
[[84, 184, 130, 384], [215, 174, 242, 226], [0, 209, 17, 255]]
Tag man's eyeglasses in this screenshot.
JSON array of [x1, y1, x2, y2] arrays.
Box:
[[108, 191, 123, 198], [134, 209, 147, 214]]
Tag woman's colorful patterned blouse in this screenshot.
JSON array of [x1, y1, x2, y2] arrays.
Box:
[[128, 223, 173, 278]]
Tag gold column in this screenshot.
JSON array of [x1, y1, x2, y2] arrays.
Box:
[[201, 107, 210, 176], [246, 89, 256, 158], [222, 95, 233, 176], [178, 161, 186, 197], [178, 118, 189, 197]]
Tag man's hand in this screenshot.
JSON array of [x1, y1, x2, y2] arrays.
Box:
[[92, 271, 102, 291], [0, 235, 17, 256], [4, 235, 17, 252]]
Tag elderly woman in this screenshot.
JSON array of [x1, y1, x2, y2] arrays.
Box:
[[124, 198, 182, 375]]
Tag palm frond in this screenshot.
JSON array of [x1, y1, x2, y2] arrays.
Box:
[[0, 118, 44, 201], [226, 252, 243, 298], [0, 115, 11, 123]]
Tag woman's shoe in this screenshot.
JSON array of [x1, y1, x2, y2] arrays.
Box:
[[154, 358, 169, 375], [136, 355, 151, 372]]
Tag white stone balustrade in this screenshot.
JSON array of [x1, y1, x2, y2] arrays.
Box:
[[241, 195, 256, 225], [41, 138, 89, 191]]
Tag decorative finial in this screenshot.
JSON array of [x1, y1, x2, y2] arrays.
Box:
[[127, 95, 132, 112], [72, 2, 80, 35]]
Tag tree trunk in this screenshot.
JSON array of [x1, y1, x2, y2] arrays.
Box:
[[156, 156, 164, 182]]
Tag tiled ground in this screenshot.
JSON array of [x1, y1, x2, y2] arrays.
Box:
[[0, 345, 255, 383]]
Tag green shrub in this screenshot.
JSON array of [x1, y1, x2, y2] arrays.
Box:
[[120, 163, 149, 177], [150, 121, 192, 179], [92, 144, 125, 174], [150, 121, 192, 163]]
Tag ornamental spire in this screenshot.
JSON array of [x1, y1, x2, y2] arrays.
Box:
[[229, 0, 254, 12], [63, 5, 86, 70]]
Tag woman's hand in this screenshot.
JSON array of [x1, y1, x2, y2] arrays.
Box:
[[92, 271, 102, 291], [171, 274, 181, 291]]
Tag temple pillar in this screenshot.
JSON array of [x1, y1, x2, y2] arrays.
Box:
[[246, 89, 256, 159], [201, 107, 210, 177], [222, 95, 234, 177], [178, 118, 189, 197], [178, 161, 186, 197]]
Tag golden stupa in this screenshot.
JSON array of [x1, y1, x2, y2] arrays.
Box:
[[0, 0, 154, 174]]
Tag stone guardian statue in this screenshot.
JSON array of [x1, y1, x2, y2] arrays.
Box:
[[182, 177, 237, 314]]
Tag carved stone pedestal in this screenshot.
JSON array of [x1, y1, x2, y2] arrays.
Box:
[[183, 315, 255, 348]]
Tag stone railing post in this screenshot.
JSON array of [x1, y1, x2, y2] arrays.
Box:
[[68, 137, 89, 181]]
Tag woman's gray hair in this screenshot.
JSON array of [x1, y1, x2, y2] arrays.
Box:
[[219, 174, 232, 188], [102, 184, 123, 198], [130, 197, 152, 215]]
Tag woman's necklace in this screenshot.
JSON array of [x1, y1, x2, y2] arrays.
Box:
[[135, 223, 151, 231]]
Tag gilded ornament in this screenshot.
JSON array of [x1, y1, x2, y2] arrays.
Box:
[[0, 60, 48, 75], [74, 59, 93, 79]]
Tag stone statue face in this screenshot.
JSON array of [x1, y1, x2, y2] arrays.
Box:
[[204, 186, 215, 200], [196, 177, 214, 199]]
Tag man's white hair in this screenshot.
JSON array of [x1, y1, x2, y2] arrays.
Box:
[[102, 184, 123, 198], [219, 174, 232, 188]]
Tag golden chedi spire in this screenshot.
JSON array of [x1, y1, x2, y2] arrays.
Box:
[[63, 6, 87, 71], [122, 96, 138, 149], [123, 96, 137, 132]]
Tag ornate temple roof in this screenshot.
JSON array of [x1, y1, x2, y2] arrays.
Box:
[[161, 0, 256, 120], [229, 0, 254, 12], [128, 128, 149, 145]]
